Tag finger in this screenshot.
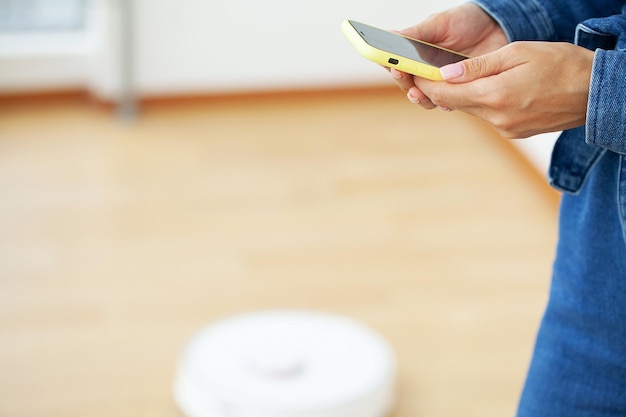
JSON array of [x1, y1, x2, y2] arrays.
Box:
[[407, 86, 437, 109], [413, 76, 472, 110], [397, 12, 447, 44], [389, 68, 418, 92], [439, 43, 524, 83]]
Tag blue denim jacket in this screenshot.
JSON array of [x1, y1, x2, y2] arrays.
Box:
[[472, 0, 626, 194]]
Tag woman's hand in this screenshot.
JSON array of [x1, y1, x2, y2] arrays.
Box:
[[409, 41, 595, 138], [390, 3, 508, 105]]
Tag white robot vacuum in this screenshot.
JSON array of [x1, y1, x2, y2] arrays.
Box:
[[173, 310, 396, 417]]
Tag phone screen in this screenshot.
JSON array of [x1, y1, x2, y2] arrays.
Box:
[[348, 20, 467, 68]]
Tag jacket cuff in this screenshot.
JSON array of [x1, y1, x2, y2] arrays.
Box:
[[470, 0, 556, 42], [586, 49, 626, 155]]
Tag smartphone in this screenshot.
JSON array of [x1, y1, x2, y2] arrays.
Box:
[[341, 19, 469, 81]]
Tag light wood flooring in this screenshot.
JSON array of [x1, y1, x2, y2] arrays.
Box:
[[0, 88, 559, 417]]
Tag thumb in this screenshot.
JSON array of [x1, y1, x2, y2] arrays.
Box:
[[439, 51, 509, 83]]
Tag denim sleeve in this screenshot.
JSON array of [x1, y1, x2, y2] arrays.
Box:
[[586, 49, 626, 155], [470, 0, 556, 42], [471, 0, 625, 42]]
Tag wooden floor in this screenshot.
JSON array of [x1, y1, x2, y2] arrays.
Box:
[[0, 88, 559, 417]]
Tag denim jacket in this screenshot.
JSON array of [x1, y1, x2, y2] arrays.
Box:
[[472, 0, 626, 194]]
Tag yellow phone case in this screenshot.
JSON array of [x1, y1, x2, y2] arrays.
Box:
[[341, 20, 465, 81]]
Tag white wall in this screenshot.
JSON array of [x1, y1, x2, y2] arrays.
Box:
[[130, 0, 465, 96], [0, 0, 465, 98]]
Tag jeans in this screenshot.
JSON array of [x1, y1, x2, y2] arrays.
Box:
[[517, 150, 626, 416]]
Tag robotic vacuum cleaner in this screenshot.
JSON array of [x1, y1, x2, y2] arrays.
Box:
[[173, 310, 396, 417]]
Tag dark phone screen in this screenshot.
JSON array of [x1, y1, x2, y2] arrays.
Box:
[[349, 20, 467, 67]]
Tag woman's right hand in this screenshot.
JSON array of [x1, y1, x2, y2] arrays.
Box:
[[389, 3, 508, 109]]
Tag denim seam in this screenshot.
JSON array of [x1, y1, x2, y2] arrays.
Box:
[[586, 50, 601, 149], [586, 49, 626, 155], [619, 156, 626, 244]]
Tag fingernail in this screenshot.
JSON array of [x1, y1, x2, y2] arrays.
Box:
[[407, 91, 420, 104], [390, 68, 402, 79], [439, 106, 451, 112], [440, 62, 464, 80]]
